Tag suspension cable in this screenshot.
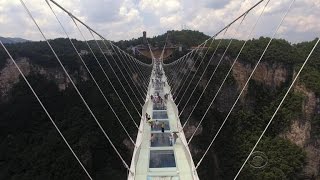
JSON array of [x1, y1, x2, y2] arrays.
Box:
[[170, 54, 190, 92], [120, 50, 149, 87], [168, 55, 188, 87], [176, 32, 227, 107], [98, 38, 146, 103], [46, 0, 138, 143], [173, 42, 207, 96], [166, 57, 183, 83], [111, 43, 149, 91], [181, 0, 265, 128], [20, 0, 131, 172], [0, 39, 93, 180], [195, 0, 294, 169], [182, 17, 244, 130], [89, 31, 145, 106], [187, 14, 254, 141], [48, 0, 148, 105], [175, 39, 213, 105], [234, 37, 319, 179], [69, 17, 142, 122], [109, 43, 148, 94]]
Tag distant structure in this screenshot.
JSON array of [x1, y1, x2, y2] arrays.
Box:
[[132, 31, 179, 60], [143, 31, 147, 45], [178, 44, 182, 52]]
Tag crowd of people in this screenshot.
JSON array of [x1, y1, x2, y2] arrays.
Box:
[[146, 61, 179, 146]]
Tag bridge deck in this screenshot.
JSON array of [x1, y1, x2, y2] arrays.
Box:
[[129, 63, 198, 180]]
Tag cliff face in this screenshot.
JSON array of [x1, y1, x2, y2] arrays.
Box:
[[0, 58, 31, 100], [232, 60, 289, 94], [0, 58, 87, 102], [282, 84, 320, 178], [231, 60, 320, 178]]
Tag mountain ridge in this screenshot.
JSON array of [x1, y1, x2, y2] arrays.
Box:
[[0, 36, 29, 44]]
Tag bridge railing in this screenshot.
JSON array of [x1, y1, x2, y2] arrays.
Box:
[[168, 92, 199, 180], [128, 99, 150, 179]]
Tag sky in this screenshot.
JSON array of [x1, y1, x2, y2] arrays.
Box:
[[0, 0, 319, 43]]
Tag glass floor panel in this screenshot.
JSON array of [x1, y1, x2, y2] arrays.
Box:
[[147, 176, 179, 180], [154, 90, 161, 95], [153, 111, 168, 119], [151, 133, 173, 147], [153, 104, 167, 110], [155, 85, 163, 91], [151, 120, 170, 131], [149, 150, 176, 168]]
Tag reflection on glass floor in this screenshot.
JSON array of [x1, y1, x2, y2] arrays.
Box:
[[153, 104, 167, 110], [151, 133, 173, 147], [154, 90, 161, 95], [155, 85, 163, 91], [147, 176, 179, 180], [151, 120, 170, 131], [149, 150, 176, 168], [153, 111, 168, 119]]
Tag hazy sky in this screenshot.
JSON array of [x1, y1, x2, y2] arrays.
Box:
[[0, 0, 319, 43]]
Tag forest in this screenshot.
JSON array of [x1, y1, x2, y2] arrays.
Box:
[[0, 30, 319, 179]]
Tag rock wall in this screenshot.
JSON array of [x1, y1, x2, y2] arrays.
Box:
[[281, 84, 320, 178], [231, 59, 319, 178], [0, 58, 31, 99], [0, 58, 87, 102], [232, 60, 289, 94]]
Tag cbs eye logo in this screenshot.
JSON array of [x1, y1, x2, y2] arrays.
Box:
[[248, 151, 268, 169]]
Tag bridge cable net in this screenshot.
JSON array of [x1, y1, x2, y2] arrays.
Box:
[[162, 0, 266, 132], [0, 39, 93, 180], [194, 0, 297, 170], [125, 53, 152, 83], [173, 41, 209, 100], [186, 0, 268, 143], [163, 0, 265, 92], [166, 55, 186, 86], [18, 0, 157, 175], [50, 0, 150, 107], [166, 44, 199, 88], [101, 41, 147, 106], [179, 15, 256, 120], [176, 29, 228, 109], [184, 14, 265, 136], [167, 51, 196, 89], [181, 16, 251, 132], [168, 54, 194, 86], [45, 0, 139, 138], [71, 18, 143, 117], [161, 0, 280, 170], [117, 48, 150, 88], [170, 48, 201, 95], [112, 43, 149, 94], [107, 42, 148, 98], [234, 36, 320, 180], [102, 42, 150, 90], [172, 43, 207, 97], [92, 34, 146, 104]]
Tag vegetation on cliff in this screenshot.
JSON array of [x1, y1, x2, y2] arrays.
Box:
[[0, 31, 319, 179]]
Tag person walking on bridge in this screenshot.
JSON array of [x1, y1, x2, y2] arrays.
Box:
[[161, 122, 165, 133]]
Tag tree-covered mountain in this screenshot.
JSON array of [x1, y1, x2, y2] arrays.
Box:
[[0, 30, 319, 179], [0, 36, 29, 44], [116, 30, 210, 49], [165, 36, 320, 179]]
